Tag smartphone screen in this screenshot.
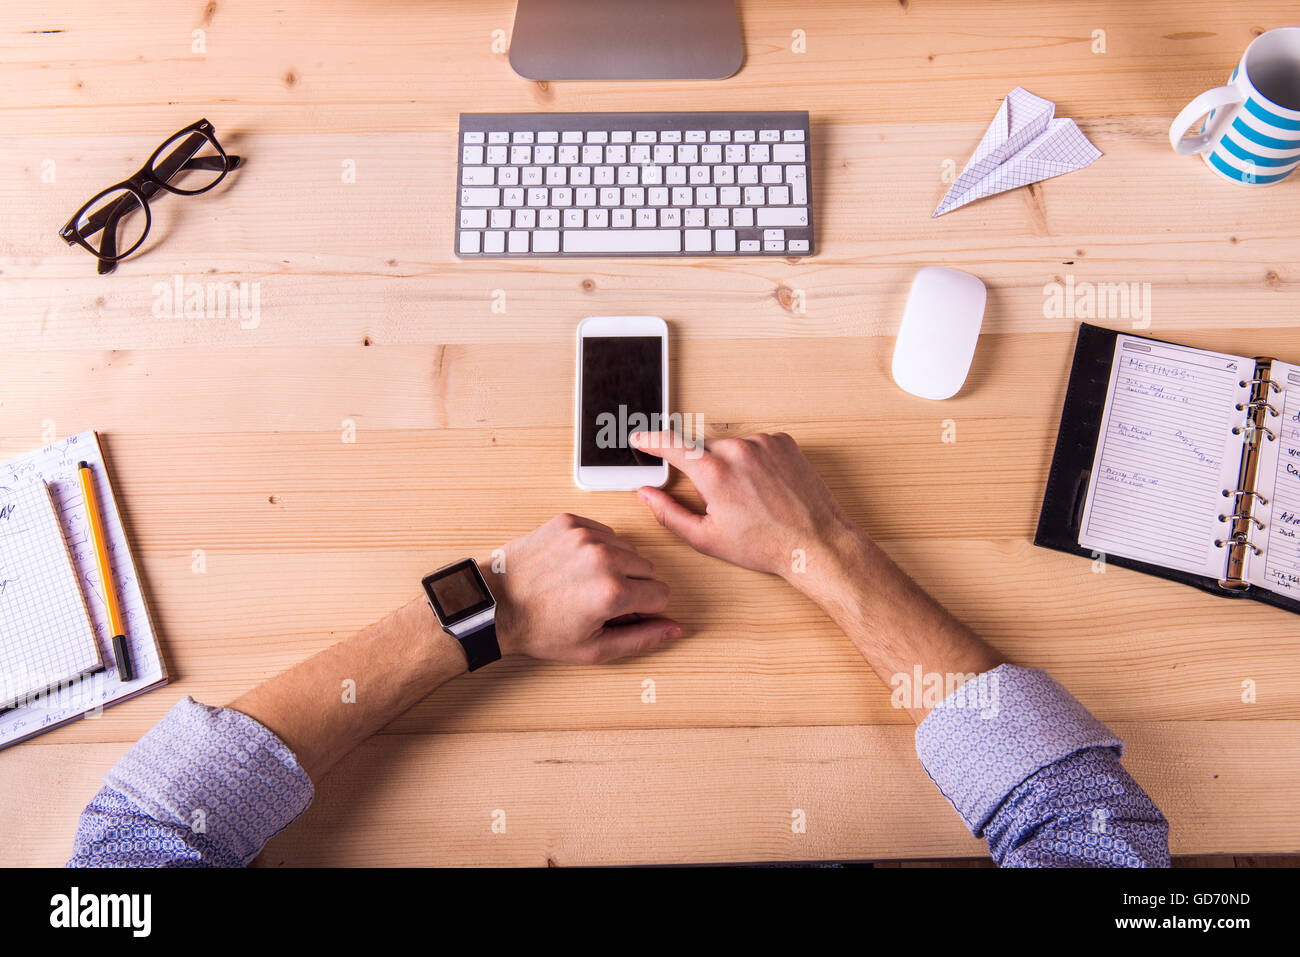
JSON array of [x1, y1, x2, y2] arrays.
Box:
[[580, 335, 664, 467]]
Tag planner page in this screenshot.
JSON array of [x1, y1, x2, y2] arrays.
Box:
[[1078, 335, 1252, 578], [1250, 362, 1300, 595]]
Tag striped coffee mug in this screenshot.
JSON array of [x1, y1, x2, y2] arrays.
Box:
[[1169, 27, 1300, 186]]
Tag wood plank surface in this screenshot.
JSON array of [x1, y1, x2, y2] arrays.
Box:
[[1, 0, 1298, 865]]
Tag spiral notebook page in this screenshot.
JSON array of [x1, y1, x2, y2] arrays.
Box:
[[1252, 364, 1300, 595], [0, 482, 103, 710], [1078, 335, 1251, 579]]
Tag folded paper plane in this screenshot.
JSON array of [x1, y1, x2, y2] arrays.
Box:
[[933, 87, 1102, 217]]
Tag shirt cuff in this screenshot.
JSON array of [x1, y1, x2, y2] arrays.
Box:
[[914, 664, 1122, 836], [103, 696, 314, 866]]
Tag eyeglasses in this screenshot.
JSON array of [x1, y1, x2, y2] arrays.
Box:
[[59, 118, 242, 275]]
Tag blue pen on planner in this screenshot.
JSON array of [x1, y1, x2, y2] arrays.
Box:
[[77, 461, 133, 682]]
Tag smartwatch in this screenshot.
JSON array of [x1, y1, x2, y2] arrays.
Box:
[[421, 558, 500, 671]]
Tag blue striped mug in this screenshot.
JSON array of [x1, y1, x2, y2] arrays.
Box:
[[1169, 27, 1300, 186]]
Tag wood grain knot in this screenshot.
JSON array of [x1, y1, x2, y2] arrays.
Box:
[[581, 278, 596, 293]]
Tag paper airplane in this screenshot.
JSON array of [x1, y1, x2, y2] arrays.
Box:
[[933, 86, 1101, 217]]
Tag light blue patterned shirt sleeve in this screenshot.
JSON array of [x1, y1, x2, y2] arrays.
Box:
[[915, 664, 1169, 867], [68, 696, 313, 868]]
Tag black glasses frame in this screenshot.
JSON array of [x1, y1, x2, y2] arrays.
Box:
[[58, 118, 242, 275]]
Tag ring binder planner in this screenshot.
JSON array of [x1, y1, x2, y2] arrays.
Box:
[[1036, 323, 1300, 617]]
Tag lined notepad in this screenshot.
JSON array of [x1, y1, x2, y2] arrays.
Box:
[[0, 482, 104, 709], [1078, 333, 1300, 595]]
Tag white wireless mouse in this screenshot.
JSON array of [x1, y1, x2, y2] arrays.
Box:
[[891, 266, 987, 400]]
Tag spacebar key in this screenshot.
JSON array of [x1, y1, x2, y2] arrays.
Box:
[[563, 230, 682, 253]]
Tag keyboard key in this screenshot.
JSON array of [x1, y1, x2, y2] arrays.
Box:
[[764, 239, 785, 252], [677, 144, 699, 164], [460, 209, 488, 229], [773, 144, 805, 163], [575, 187, 596, 206], [594, 166, 615, 185], [636, 130, 657, 143], [552, 188, 573, 206], [527, 187, 549, 206], [612, 208, 632, 228], [725, 145, 746, 163], [713, 165, 735, 184], [508, 231, 529, 252], [757, 207, 808, 227], [701, 145, 722, 163], [748, 144, 770, 163], [587, 131, 608, 143], [486, 146, 508, 164], [463, 146, 484, 164], [570, 166, 592, 185], [672, 186, 693, 206], [732, 207, 754, 227], [562, 131, 583, 143], [503, 188, 524, 206], [514, 208, 536, 228], [600, 187, 621, 206], [539, 209, 560, 228], [709, 130, 731, 142], [611, 130, 633, 143], [719, 186, 741, 205], [510, 146, 532, 164], [767, 186, 791, 205], [512, 131, 534, 144], [533, 230, 560, 253], [630, 145, 651, 164], [738, 165, 759, 184], [661, 130, 682, 143], [660, 208, 681, 227], [740, 239, 761, 252], [459, 231, 481, 254], [490, 209, 511, 228], [783, 129, 805, 142], [564, 209, 585, 228], [789, 239, 810, 253], [735, 130, 755, 142], [743, 186, 766, 205], [606, 145, 628, 164], [708, 208, 729, 227], [484, 231, 505, 253], [461, 187, 500, 206], [764, 229, 785, 241], [685, 130, 706, 142], [684, 208, 705, 227], [689, 166, 710, 184], [715, 229, 737, 251], [762, 165, 783, 183], [564, 230, 682, 253], [558, 145, 579, 164], [666, 165, 687, 184], [685, 229, 712, 251], [497, 167, 519, 187], [648, 187, 669, 206], [462, 167, 495, 186], [654, 145, 675, 164], [534, 145, 556, 164], [463, 131, 485, 144], [582, 145, 603, 164], [618, 166, 639, 185], [636, 209, 656, 227], [488, 131, 509, 144], [759, 129, 780, 141], [587, 208, 608, 227], [538, 131, 559, 143]]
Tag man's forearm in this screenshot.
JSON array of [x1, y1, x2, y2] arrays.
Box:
[[792, 523, 1004, 722], [230, 596, 466, 782]]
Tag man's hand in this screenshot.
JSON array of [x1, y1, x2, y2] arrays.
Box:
[[630, 430, 862, 583], [485, 513, 681, 664]]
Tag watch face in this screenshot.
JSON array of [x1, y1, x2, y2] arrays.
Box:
[[423, 559, 494, 626]]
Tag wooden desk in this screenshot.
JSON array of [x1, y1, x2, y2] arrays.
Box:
[[2, 0, 1298, 866]]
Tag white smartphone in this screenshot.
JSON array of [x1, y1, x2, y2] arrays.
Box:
[[574, 315, 670, 491]]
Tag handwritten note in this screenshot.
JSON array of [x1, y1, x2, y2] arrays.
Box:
[[0, 432, 167, 748], [1079, 336, 1250, 578], [1256, 369, 1300, 594]]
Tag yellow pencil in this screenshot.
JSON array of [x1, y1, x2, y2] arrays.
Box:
[[77, 461, 133, 681]]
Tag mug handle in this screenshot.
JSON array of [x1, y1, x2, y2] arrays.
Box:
[[1169, 83, 1247, 154]]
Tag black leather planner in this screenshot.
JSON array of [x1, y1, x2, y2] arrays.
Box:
[[1034, 321, 1300, 616]]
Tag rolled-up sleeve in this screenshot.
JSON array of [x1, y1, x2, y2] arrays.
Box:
[[915, 664, 1169, 867], [68, 696, 313, 867]]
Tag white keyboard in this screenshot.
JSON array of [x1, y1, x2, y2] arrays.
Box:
[[456, 111, 814, 258]]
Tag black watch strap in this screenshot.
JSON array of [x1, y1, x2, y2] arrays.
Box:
[[458, 621, 501, 672]]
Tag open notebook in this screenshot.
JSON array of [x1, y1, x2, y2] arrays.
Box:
[[0, 482, 104, 708], [1037, 323, 1300, 612]]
